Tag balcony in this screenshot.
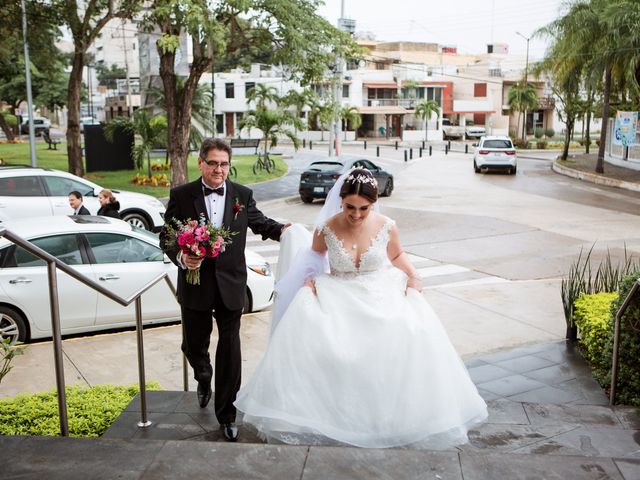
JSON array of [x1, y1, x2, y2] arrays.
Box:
[[365, 99, 418, 109]]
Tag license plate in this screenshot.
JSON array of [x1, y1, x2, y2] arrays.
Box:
[[313, 187, 324, 193]]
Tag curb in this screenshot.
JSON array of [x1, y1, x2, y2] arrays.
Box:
[[552, 160, 640, 193]]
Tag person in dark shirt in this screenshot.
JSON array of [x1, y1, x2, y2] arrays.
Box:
[[97, 188, 121, 219]]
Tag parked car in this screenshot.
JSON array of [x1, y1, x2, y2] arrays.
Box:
[[20, 116, 51, 136], [473, 136, 517, 174], [465, 124, 486, 140], [0, 216, 274, 344], [441, 118, 465, 140], [80, 116, 100, 133], [0, 166, 166, 230], [299, 158, 394, 203]]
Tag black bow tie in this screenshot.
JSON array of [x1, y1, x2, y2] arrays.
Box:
[[203, 186, 225, 196]]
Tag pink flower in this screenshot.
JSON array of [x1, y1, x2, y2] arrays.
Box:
[[177, 232, 194, 246]]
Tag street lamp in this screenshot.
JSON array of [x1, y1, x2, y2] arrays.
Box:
[[516, 31, 530, 140]]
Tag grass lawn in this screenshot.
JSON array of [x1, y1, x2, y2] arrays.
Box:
[[0, 139, 288, 199]]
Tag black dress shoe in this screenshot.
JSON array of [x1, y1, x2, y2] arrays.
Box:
[[196, 381, 212, 408], [220, 423, 238, 442]]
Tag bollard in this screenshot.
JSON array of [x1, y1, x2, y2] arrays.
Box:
[[309, 140, 313, 150], [303, 138, 306, 148], [422, 140, 425, 149], [376, 146, 380, 157], [447, 140, 451, 150], [364, 140, 367, 150], [419, 147, 423, 157], [404, 150, 407, 162], [429, 145, 432, 156], [410, 148, 413, 159], [395, 140, 398, 150], [465, 144, 468, 154], [445, 144, 448, 155]]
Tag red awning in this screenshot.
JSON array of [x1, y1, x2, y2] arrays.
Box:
[[363, 83, 399, 89]]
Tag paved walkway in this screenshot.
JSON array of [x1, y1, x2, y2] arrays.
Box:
[[4, 340, 639, 479]]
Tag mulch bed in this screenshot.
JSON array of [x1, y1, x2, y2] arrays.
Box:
[[557, 153, 640, 184]]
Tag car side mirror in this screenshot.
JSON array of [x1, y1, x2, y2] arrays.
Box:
[[93, 188, 101, 197], [163, 253, 172, 264]]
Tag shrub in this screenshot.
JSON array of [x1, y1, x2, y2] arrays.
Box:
[[0, 382, 161, 437], [536, 140, 547, 149], [597, 271, 640, 406], [513, 138, 529, 149], [544, 128, 555, 138], [574, 292, 617, 366], [534, 128, 545, 139]]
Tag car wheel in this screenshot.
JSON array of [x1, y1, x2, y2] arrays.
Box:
[[474, 161, 480, 173], [510, 166, 517, 175], [122, 212, 151, 230], [300, 194, 313, 204], [243, 289, 252, 314], [383, 178, 393, 197], [0, 306, 28, 345]]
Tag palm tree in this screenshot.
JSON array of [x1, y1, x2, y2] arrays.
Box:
[[239, 109, 303, 160], [414, 100, 440, 142], [144, 80, 212, 151], [247, 83, 279, 111], [104, 110, 168, 179], [507, 83, 538, 141], [339, 105, 362, 141], [308, 99, 336, 141], [281, 88, 317, 139]]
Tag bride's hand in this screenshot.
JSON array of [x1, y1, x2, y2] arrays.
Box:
[[406, 276, 423, 293], [304, 278, 317, 295]]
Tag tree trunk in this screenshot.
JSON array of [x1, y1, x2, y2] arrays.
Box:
[[585, 109, 592, 155], [596, 66, 612, 174], [562, 120, 573, 161], [0, 114, 16, 142], [67, 50, 85, 177]]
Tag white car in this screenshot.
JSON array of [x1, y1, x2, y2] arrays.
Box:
[[473, 136, 517, 175], [20, 116, 51, 136], [0, 166, 166, 230], [0, 216, 274, 344]]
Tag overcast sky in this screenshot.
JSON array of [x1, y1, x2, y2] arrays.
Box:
[[318, 0, 568, 60]]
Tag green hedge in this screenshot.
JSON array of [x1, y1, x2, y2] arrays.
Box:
[[574, 292, 617, 366], [597, 272, 640, 406], [0, 382, 161, 437]]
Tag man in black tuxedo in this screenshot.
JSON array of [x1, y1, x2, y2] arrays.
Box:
[[160, 138, 286, 441]]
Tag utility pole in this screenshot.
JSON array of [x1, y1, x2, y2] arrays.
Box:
[[20, 0, 37, 167], [121, 21, 133, 117], [332, 1, 355, 157], [516, 31, 530, 141]]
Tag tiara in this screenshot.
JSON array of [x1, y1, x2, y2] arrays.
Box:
[[346, 172, 378, 189]]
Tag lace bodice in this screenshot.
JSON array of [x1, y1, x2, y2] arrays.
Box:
[[321, 219, 395, 275]]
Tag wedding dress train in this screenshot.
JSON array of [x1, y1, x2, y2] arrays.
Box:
[[235, 219, 487, 448]]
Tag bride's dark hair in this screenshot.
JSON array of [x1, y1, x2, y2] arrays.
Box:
[[339, 168, 378, 203]]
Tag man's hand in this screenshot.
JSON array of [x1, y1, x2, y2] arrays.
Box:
[[183, 254, 204, 270]]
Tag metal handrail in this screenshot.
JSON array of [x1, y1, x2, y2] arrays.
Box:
[[609, 279, 640, 405], [0, 226, 177, 435]]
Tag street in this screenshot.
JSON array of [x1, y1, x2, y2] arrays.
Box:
[[3, 146, 640, 398]]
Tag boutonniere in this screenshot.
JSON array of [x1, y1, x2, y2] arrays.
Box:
[[233, 197, 244, 220]]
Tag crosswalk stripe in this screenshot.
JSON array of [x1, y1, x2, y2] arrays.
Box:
[[425, 277, 508, 289]]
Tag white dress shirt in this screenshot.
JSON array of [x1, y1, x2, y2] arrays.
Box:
[[202, 181, 226, 228]]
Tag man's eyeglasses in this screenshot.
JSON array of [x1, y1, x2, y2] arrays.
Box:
[[202, 160, 231, 169]]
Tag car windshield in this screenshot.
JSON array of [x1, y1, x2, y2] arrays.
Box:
[[483, 140, 513, 149], [308, 162, 343, 172]]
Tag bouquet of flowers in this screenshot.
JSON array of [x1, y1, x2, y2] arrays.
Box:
[[164, 214, 234, 285]]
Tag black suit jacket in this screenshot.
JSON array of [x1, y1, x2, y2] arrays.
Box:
[[75, 205, 90, 215], [160, 178, 283, 311]]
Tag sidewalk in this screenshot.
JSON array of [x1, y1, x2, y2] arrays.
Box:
[[553, 153, 640, 193]]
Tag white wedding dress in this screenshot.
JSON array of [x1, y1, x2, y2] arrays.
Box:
[[234, 218, 488, 448]]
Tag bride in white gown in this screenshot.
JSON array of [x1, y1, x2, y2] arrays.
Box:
[[234, 169, 487, 448]]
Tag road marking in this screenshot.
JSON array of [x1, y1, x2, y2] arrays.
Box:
[[416, 264, 470, 277], [426, 277, 508, 289]]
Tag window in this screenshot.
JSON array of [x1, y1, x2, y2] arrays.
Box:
[[43, 176, 94, 197], [245, 82, 255, 97], [215, 114, 224, 134], [8, 234, 83, 268], [342, 84, 349, 98], [0, 176, 44, 197], [474, 83, 487, 97], [482, 139, 513, 149], [225, 83, 235, 98], [85, 233, 163, 263]]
